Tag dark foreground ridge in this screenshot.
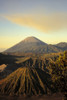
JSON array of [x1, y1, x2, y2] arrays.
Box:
[[0, 67, 53, 95]]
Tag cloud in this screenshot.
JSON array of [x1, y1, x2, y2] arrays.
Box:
[[3, 13, 67, 33]]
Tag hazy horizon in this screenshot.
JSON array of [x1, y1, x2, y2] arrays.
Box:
[[0, 0, 67, 51]]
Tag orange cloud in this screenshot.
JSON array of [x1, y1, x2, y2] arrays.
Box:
[[3, 13, 67, 33]]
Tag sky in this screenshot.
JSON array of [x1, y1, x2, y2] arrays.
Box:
[[0, 0, 67, 51]]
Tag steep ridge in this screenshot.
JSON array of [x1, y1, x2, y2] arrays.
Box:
[[0, 67, 53, 95]]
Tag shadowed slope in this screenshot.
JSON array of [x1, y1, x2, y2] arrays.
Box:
[[0, 67, 53, 95]]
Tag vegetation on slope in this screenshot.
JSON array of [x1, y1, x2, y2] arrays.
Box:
[[47, 51, 67, 100]]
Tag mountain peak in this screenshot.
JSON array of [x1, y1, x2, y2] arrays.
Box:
[[4, 36, 67, 53], [23, 36, 43, 43]]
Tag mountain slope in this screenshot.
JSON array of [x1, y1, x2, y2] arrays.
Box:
[[56, 42, 67, 47], [56, 42, 67, 51], [0, 67, 53, 95], [5, 37, 47, 53], [4, 37, 67, 53]]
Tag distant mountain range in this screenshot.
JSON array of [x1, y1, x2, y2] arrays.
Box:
[[4, 37, 67, 53]]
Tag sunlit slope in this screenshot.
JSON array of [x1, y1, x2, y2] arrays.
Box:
[[0, 67, 53, 95]]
